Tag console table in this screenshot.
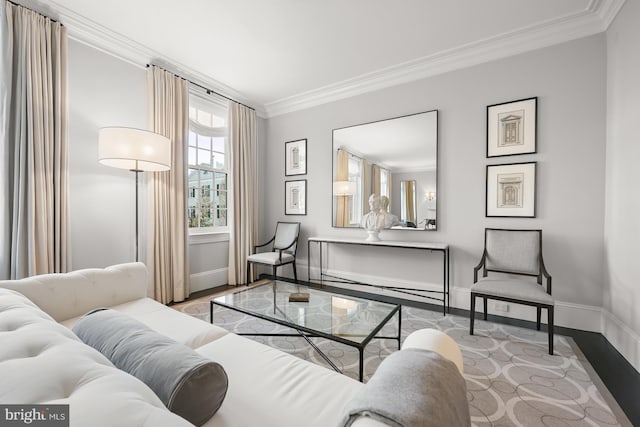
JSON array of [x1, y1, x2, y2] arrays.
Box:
[[307, 236, 450, 314]]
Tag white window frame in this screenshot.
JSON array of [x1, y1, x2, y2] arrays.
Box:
[[188, 91, 230, 235], [347, 154, 363, 226]]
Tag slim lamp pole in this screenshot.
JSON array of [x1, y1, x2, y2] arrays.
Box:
[[132, 168, 142, 262]]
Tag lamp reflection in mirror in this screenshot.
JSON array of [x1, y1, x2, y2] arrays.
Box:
[[333, 180, 356, 196], [333, 180, 356, 227], [98, 127, 171, 261], [426, 191, 436, 201]]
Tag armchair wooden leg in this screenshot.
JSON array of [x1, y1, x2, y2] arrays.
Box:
[[536, 307, 542, 330], [272, 266, 277, 280], [246, 262, 251, 285], [292, 263, 298, 282], [548, 306, 554, 355], [470, 293, 476, 335], [483, 297, 488, 320]]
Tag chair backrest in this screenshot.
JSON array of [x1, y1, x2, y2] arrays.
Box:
[[273, 222, 300, 254], [484, 228, 542, 276]]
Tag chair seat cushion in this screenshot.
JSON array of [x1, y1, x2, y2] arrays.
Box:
[[247, 252, 294, 266], [471, 277, 554, 305]]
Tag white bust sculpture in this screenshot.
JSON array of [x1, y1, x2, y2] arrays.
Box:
[[380, 196, 401, 228], [361, 194, 387, 241]]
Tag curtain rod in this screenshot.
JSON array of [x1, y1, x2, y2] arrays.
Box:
[[146, 64, 255, 112], [6, 0, 61, 23]]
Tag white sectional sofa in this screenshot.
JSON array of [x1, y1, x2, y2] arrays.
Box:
[[0, 263, 464, 427]]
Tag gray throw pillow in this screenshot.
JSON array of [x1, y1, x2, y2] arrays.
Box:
[[72, 308, 227, 426]]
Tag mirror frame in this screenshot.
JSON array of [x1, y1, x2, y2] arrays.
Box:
[[331, 110, 439, 231]]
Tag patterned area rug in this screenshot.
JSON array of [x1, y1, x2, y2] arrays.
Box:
[[175, 291, 625, 427]]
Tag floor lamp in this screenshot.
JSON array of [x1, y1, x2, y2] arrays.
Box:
[[98, 127, 171, 262], [333, 180, 356, 226]]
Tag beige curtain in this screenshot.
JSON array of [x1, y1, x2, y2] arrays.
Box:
[[227, 102, 257, 285], [372, 164, 381, 197], [361, 159, 371, 215], [405, 181, 416, 223], [146, 66, 189, 303], [0, 1, 70, 279], [335, 149, 350, 227]]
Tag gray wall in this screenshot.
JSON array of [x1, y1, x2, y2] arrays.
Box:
[[604, 0, 640, 369], [68, 40, 229, 294], [68, 40, 145, 269], [262, 34, 607, 328]]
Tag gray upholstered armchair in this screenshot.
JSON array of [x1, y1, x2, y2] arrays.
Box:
[[469, 228, 554, 354], [246, 222, 300, 285]]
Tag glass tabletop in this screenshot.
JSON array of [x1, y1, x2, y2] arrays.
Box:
[[212, 281, 400, 345]]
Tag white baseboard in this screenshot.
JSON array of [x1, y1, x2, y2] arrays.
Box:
[[297, 260, 602, 331], [190, 268, 228, 293], [295, 260, 640, 372], [601, 309, 640, 373]]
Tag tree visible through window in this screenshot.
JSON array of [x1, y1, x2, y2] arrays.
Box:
[[188, 94, 229, 232]]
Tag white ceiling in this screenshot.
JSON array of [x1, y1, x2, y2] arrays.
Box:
[[25, 0, 624, 116], [333, 111, 437, 172]]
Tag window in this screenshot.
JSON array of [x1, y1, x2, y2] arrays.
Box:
[[188, 93, 229, 233], [379, 168, 390, 199], [347, 154, 363, 226]]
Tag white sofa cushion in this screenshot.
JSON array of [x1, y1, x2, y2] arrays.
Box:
[[0, 263, 148, 322], [61, 298, 228, 349], [0, 289, 193, 427], [197, 333, 363, 427]]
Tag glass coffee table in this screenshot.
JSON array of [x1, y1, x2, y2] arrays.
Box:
[[210, 281, 401, 381]]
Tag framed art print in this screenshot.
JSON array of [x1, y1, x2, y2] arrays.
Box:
[[486, 162, 536, 218], [487, 97, 537, 158], [285, 179, 307, 215], [285, 139, 307, 176]]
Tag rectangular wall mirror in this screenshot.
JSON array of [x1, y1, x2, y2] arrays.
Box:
[[332, 110, 438, 231]]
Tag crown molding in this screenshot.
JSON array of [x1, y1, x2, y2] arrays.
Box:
[[264, 0, 626, 118], [21, 0, 624, 120], [595, 0, 627, 29], [40, 0, 267, 117]]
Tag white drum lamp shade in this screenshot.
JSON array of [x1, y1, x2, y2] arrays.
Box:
[[333, 180, 356, 196], [98, 127, 171, 172]]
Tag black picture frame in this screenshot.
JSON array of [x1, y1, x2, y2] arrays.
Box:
[[486, 97, 537, 158], [486, 161, 536, 218], [285, 139, 307, 176], [285, 179, 307, 215]]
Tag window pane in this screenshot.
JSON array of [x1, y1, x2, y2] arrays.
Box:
[[188, 208, 198, 228], [200, 169, 212, 186], [197, 148, 211, 167], [215, 172, 227, 189], [201, 184, 212, 207], [188, 167, 198, 184], [188, 169, 199, 210], [197, 110, 211, 127], [212, 137, 225, 152], [212, 115, 225, 128], [214, 209, 227, 226], [189, 93, 229, 231], [188, 147, 197, 166], [198, 135, 212, 150], [200, 208, 213, 227], [213, 153, 225, 169]]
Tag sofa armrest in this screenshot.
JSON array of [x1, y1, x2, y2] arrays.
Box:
[[349, 329, 465, 427], [401, 328, 464, 374], [0, 263, 148, 322]]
